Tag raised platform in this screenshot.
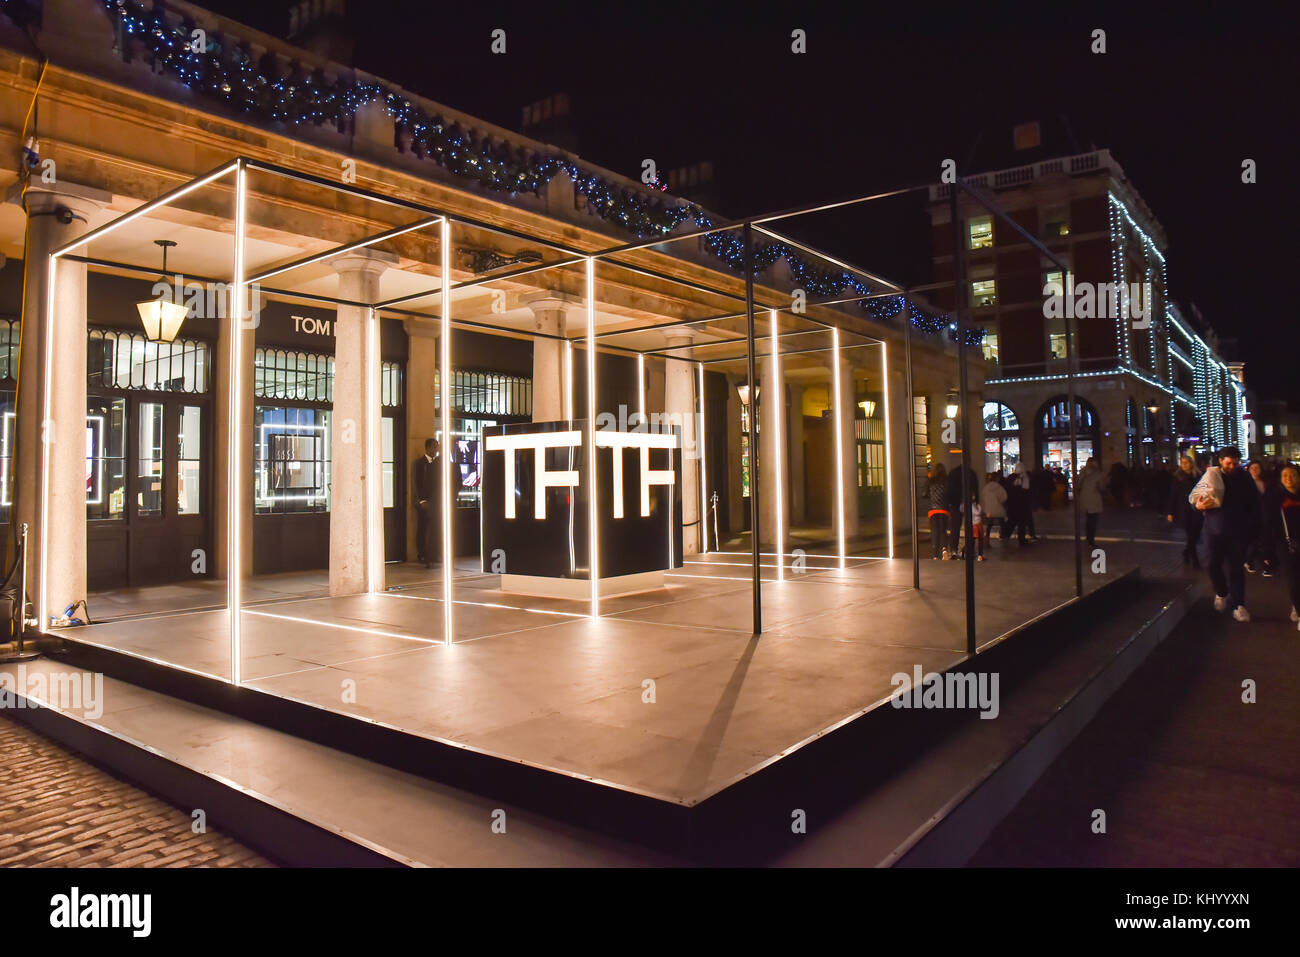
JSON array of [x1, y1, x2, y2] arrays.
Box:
[[20, 539, 1188, 859]]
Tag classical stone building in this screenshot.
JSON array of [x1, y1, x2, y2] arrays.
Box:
[[0, 0, 979, 616]]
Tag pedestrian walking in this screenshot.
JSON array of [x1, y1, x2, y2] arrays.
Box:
[[1245, 461, 1275, 577], [980, 472, 1007, 548], [945, 461, 979, 558], [926, 463, 950, 560], [1192, 446, 1260, 622], [1077, 457, 1106, 548], [1166, 454, 1203, 568], [1006, 461, 1035, 545], [1265, 463, 1300, 632]]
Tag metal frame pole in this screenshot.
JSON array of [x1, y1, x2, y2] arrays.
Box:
[[903, 294, 920, 590], [743, 224, 761, 635], [950, 187, 977, 657]]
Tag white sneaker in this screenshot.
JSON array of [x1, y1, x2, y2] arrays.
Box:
[[1213, 595, 1228, 612], [1232, 606, 1251, 623], [1290, 607, 1298, 622]]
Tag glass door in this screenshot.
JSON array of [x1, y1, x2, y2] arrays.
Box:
[[124, 395, 210, 586]]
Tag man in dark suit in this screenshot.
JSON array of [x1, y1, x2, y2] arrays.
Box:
[[413, 437, 459, 568]]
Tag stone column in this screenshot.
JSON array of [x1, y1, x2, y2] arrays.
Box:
[[404, 320, 438, 562], [213, 286, 256, 582], [17, 185, 109, 622], [759, 367, 789, 550], [834, 359, 861, 545], [663, 335, 700, 554], [523, 293, 578, 422], [328, 250, 394, 595]]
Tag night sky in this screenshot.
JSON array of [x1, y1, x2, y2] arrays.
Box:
[[204, 2, 1297, 401]]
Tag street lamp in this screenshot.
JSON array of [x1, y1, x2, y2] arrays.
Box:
[[136, 239, 188, 343]]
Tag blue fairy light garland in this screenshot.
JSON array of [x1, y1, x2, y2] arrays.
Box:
[[81, 0, 979, 344]]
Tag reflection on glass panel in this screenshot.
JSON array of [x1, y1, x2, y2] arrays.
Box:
[[137, 402, 164, 515], [178, 405, 202, 515], [255, 406, 330, 513], [453, 417, 492, 508], [1, 320, 18, 383], [0, 392, 13, 522], [739, 395, 751, 498], [381, 415, 395, 509], [86, 397, 126, 520]]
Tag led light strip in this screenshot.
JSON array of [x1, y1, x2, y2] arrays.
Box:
[[637, 354, 645, 423], [586, 257, 600, 616], [697, 360, 708, 553], [440, 217, 454, 645], [880, 339, 895, 560], [229, 159, 248, 683], [366, 305, 383, 593], [831, 328, 847, 568], [564, 340, 574, 421], [769, 309, 784, 582]]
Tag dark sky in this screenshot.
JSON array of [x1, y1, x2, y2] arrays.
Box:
[[204, 1, 1297, 401]]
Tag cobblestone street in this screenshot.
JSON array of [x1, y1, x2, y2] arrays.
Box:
[[0, 716, 274, 868]]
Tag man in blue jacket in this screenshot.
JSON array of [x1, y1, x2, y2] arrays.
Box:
[[1195, 446, 1260, 622]]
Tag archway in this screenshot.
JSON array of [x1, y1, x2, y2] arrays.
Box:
[[1035, 395, 1101, 473]]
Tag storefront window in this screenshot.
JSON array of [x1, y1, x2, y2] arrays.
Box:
[[178, 405, 203, 515], [88, 330, 209, 393], [136, 402, 165, 515], [255, 406, 330, 513], [86, 397, 126, 520], [453, 417, 493, 509], [435, 370, 532, 417], [255, 349, 334, 402]]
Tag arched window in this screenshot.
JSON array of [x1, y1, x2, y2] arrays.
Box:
[[982, 400, 1020, 475], [1035, 395, 1101, 473]]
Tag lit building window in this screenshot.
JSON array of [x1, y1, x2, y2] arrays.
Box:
[[969, 216, 993, 249], [971, 279, 997, 307], [1043, 204, 1070, 237], [1264, 423, 1274, 436], [1049, 333, 1069, 359], [982, 332, 999, 363]]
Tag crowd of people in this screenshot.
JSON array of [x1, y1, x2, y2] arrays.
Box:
[[923, 449, 1300, 632]]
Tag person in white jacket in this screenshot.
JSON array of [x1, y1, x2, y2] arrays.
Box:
[[979, 473, 1008, 549], [1077, 457, 1106, 548]]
